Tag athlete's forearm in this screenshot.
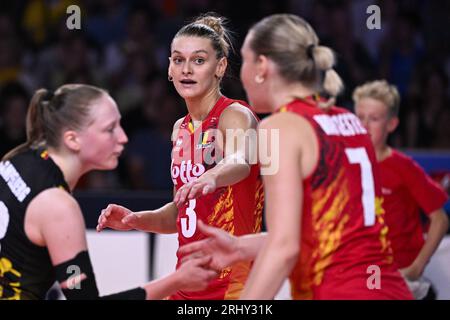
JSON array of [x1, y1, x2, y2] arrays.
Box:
[[142, 271, 182, 300], [134, 202, 178, 234], [237, 232, 267, 261], [207, 154, 251, 188]]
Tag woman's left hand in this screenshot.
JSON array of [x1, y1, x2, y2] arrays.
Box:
[[174, 173, 217, 207]]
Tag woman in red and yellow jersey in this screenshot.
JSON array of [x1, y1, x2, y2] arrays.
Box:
[[97, 13, 263, 300]]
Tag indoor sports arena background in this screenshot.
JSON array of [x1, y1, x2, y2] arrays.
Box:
[[0, 0, 449, 299]]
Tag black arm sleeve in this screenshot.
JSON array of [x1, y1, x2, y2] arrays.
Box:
[[54, 251, 146, 300]]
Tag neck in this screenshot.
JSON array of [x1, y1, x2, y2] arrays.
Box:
[[185, 88, 222, 122], [375, 144, 391, 162], [268, 80, 316, 112], [47, 148, 84, 191]]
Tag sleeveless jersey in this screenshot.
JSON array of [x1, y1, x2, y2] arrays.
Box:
[[280, 98, 412, 300], [170, 96, 264, 300], [0, 148, 69, 299]]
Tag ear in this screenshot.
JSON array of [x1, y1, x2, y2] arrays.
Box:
[[167, 60, 173, 77], [62, 130, 81, 152], [387, 116, 399, 133], [215, 57, 228, 79], [256, 54, 269, 80]]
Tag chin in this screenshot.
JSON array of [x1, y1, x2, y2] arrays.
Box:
[[99, 159, 119, 171], [175, 87, 198, 99]]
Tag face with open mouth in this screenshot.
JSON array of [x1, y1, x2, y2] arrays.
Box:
[[169, 36, 225, 100]]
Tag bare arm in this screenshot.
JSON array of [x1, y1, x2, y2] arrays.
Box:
[[143, 255, 217, 299], [132, 201, 179, 233], [175, 104, 258, 205], [401, 208, 449, 280], [97, 118, 186, 233], [26, 188, 90, 289], [240, 113, 312, 299], [27, 188, 214, 299]]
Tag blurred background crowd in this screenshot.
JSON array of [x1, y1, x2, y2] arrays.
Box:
[[0, 0, 449, 191]]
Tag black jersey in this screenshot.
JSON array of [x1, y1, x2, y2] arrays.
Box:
[[0, 148, 69, 300]]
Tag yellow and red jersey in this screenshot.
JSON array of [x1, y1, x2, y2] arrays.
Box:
[[280, 98, 412, 300], [170, 96, 264, 300]]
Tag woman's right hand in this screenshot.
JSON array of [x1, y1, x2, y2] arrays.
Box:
[[178, 220, 240, 271], [96, 204, 140, 232]]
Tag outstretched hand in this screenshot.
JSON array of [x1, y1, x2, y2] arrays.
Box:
[[96, 204, 140, 232], [178, 220, 241, 271]]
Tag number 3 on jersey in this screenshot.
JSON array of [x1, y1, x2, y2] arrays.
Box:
[[345, 148, 376, 226], [181, 199, 197, 238]]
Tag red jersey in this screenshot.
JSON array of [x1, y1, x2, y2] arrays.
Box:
[[379, 149, 448, 268], [280, 99, 412, 300], [170, 96, 264, 300]]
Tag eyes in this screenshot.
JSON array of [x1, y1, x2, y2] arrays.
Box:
[[171, 56, 206, 65], [357, 114, 386, 123], [105, 121, 121, 133]]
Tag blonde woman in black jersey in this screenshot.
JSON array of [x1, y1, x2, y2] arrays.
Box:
[[0, 84, 215, 300]]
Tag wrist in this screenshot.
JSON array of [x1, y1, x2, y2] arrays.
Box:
[[170, 268, 184, 289], [235, 237, 247, 262], [413, 260, 426, 273]]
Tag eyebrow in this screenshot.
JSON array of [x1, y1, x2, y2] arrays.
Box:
[[172, 50, 209, 55]]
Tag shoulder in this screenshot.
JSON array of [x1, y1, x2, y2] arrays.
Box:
[[219, 102, 257, 130], [171, 116, 186, 141], [390, 149, 421, 170], [258, 112, 315, 153], [259, 111, 311, 134], [173, 117, 185, 131], [388, 150, 431, 183], [28, 188, 84, 229]]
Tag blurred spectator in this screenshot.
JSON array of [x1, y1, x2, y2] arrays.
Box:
[[123, 75, 183, 190], [405, 65, 450, 149], [0, 82, 29, 158], [379, 11, 424, 96], [84, 0, 129, 47], [327, 2, 375, 108]]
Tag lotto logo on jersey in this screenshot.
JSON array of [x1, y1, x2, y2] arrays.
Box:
[[171, 159, 205, 185]]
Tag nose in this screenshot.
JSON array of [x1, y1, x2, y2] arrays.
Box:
[[117, 125, 128, 144], [182, 61, 192, 75]]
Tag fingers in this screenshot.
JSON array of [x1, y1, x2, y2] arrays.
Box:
[[205, 269, 219, 281], [96, 208, 107, 232], [174, 184, 190, 206], [97, 209, 105, 225], [178, 239, 209, 256], [202, 185, 210, 195], [96, 204, 120, 232], [197, 220, 220, 238], [191, 255, 213, 267], [187, 183, 203, 200], [175, 181, 211, 206]]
